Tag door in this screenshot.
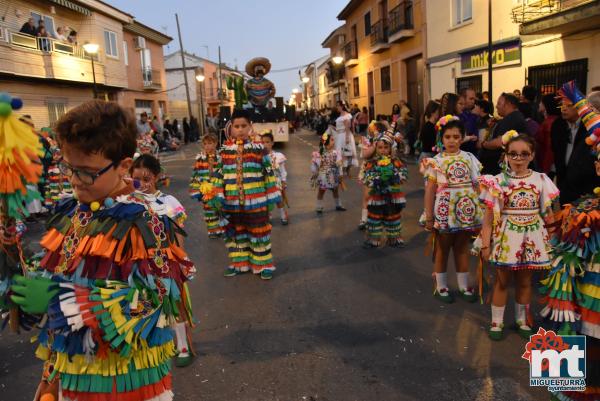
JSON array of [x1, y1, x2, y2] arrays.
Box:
[[406, 56, 424, 127], [140, 49, 152, 81], [367, 71, 375, 120]]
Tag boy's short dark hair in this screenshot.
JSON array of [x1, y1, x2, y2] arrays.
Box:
[[55, 100, 137, 164], [202, 133, 218, 143], [500, 92, 520, 107], [260, 131, 274, 142], [231, 109, 251, 124]]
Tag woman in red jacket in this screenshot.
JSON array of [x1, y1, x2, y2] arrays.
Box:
[[535, 93, 560, 177]]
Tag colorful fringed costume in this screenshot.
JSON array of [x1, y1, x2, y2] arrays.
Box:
[[362, 155, 407, 245], [475, 171, 558, 270], [214, 139, 281, 273], [28, 190, 195, 400], [44, 139, 72, 208], [189, 152, 224, 237], [419, 151, 482, 233]]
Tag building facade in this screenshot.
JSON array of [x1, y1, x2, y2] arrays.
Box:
[[335, 0, 426, 120], [426, 0, 600, 102], [118, 21, 172, 122]]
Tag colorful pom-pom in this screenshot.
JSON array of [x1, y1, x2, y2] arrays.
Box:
[[90, 201, 100, 212], [10, 97, 23, 110], [0, 102, 12, 116], [133, 179, 141, 189], [103, 197, 114, 208], [0, 92, 11, 103]]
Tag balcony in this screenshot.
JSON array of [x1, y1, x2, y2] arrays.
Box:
[[142, 68, 162, 90], [388, 1, 415, 43], [370, 19, 390, 53], [343, 40, 358, 67], [0, 29, 105, 85], [511, 0, 600, 35]]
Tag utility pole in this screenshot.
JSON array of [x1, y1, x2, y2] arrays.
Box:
[[175, 13, 193, 120], [487, 0, 493, 101], [218, 45, 223, 107]]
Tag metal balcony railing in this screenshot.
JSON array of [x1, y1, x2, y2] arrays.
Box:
[[343, 40, 358, 61], [142, 68, 162, 89], [389, 0, 414, 35], [9, 30, 98, 60], [370, 19, 389, 47], [511, 0, 594, 23]]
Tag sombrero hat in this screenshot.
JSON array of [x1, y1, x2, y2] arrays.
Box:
[[245, 57, 271, 76]]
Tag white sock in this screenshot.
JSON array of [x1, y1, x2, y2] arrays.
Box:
[[174, 322, 189, 356], [434, 272, 448, 291], [491, 305, 505, 331], [316, 199, 323, 209], [515, 302, 528, 326], [335, 197, 342, 207], [279, 207, 287, 219], [456, 272, 470, 292], [361, 208, 368, 222]]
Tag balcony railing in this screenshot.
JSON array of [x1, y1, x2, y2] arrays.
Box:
[[343, 40, 358, 61], [511, 0, 594, 23], [8, 30, 97, 60], [389, 1, 414, 35], [142, 68, 162, 89], [370, 19, 389, 47]]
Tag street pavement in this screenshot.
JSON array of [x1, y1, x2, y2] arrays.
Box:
[[0, 128, 549, 401]]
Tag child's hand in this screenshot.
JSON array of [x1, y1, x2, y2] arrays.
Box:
[[480, 246, 491, 260], [425, 220, 434, 231]]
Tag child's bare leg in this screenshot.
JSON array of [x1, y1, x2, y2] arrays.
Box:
[[316, 189, 325, 212], [453, 232, 474, 297], [490, 269, 511, 332], [333, 187, 345, 210], [514, 270, 534, 328], [433, 233, 454, 299]]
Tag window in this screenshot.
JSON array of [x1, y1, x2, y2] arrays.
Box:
[[380, 66, 391, 92], [31, 12, 55, 36], [528, 58, 588, 95], [47, 100, 67, 125], [453, 0, 472, 26], [104, 30, 118, 58], [364, 12, 371, 36], [123, 41, 128, 65], [456, 75, 482, 94], [353, 77, 360, 97]]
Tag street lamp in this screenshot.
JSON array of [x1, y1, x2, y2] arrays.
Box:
[[331, 56, 344, 102], [195, 73, 206, 139], [302, 76, 310, 83], [292, 88, 299, 94], [82, 43, 99, 99]]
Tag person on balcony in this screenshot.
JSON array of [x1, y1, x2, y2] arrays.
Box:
[[54, 26, 67, 41], [19, 17, 36, 36], [36, 24, 51, 52], [67, 30, 77, 45]]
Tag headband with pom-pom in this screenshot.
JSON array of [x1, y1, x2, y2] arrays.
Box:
[[433, 114, 460, 152], [501, 130, 520, 148]]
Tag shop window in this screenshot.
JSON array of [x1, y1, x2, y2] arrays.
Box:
[[47, 100, 66, 125], [456, 75, 482, 94], [528, 58, 588, 95], [380, 66, 391, 92], [353, 77, 360, 97]]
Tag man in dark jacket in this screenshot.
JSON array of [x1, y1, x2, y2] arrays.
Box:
[[20, 18, 37, 36], [551, 102, 600, 205], [480, 93, 527, 174]]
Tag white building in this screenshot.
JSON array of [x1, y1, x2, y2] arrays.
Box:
[[426, 0, 600, 101]]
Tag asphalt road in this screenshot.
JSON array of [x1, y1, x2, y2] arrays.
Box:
[[0, 129, 549, 401]]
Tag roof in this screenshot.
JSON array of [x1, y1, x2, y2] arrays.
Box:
[[124, 20, 172, 44], [337, 0, 362, 20], [321, 25, 345, 48], [164, 50, 243, 75]]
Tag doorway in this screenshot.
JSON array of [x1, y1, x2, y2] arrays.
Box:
[[367, 71, 375, 120], [406, 55, 424, 126]]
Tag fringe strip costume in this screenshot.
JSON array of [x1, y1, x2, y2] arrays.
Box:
[[214, 139, 281, 273], [189, 152, 224, 236], [362, 156, 407, 243], [31, 189, 195, 401]]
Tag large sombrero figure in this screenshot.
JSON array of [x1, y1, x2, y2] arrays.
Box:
[[245, 57, 276, 107]]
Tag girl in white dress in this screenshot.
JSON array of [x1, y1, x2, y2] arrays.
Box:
[[334, 101, 358, 176], [476, 131, 558, 341]]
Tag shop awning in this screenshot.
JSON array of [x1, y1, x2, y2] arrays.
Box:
[[49, 0, 92, 16]]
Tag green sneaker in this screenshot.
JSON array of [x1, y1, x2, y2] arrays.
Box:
[[516, 321, 533, 340], [175, 352, 194, 368], [223, 267, 238, 277], [433, 288, 454, 304], [489, 323, 504, 341], [458, 288, 477, 303], [260, 270, 273, 280]]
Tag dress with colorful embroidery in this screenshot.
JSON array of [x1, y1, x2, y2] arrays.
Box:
[[475, 171, 558, 270], [311, 150, 342, 190], [269, 151, 287, 190], [189, 152, 224, 236], [147, 191, 187, 227], [362, 156, 408, 240], [31, 191, 195, 401], [419, 151, 483, 233]]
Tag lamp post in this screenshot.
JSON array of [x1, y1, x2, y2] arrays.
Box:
[[82, 43, 99, 99], [195, 73, 206, 138], [332, 56, 344, 103], [301, 76, 310, 109]]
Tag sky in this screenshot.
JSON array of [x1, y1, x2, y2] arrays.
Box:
[[109, 0, 348, 99]]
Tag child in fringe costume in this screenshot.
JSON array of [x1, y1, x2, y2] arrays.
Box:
[[358, 121, 381, 230], [189, 133, 225, 238], [475, 131, 558, 341], [44, 136, 73, 209], [260, 131, 289, 225], [538, 81, 600, 400], [420, 116, 482, 304], [362, 132, 407, 248], [311, 132, 346, 213], [130, 154, 195, 368], [9, 100, 196, 401], [213, 109, 281, 280]]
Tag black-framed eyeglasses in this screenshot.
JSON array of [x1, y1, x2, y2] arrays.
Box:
[[506, 152, 532, 160], [58, 159, 116, 185]]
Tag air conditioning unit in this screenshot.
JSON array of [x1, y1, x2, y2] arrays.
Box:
[[134, 36, 146, 49]]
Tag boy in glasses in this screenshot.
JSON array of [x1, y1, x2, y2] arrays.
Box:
[[10, 100, 196, 401]]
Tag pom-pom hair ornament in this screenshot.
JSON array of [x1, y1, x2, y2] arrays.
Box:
[[433, 114, 460, 153], [321, 132, 329, 143], [501, 130, 520, 148]]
